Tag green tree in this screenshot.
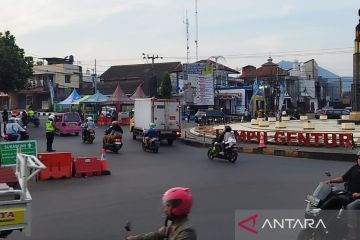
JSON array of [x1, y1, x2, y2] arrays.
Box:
[[0, 31, 33, 93], [159, 72, 172, 98]]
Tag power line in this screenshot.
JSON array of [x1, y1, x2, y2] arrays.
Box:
[[26, 46, 354, 67]]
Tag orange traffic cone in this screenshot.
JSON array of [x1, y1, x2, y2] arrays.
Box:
[[100, 148, 111, 175], [259, 133, 266, 149]]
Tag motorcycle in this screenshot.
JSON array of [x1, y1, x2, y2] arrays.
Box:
[[207, 139, 238, 163], [297, 172, 351, 240], [28, 116, 40, 127], [4, 131, 29, 141], [82, 128, 95, 144], [103, 134, 123, 153], [142, 137, 160, 153]]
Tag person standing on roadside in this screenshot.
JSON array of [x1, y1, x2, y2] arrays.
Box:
[[45, 114, 56, 152], [2, 109, 8, 134]]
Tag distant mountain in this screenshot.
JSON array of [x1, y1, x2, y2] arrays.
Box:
[[277, 60, 339, 79]]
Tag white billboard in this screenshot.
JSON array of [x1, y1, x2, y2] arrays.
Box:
[[182, 63, 214, 105]]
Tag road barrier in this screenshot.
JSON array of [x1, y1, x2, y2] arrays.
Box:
[[74, 157, 102, 177], [37, 152, 73, 180], [100, 148, 111, 175]]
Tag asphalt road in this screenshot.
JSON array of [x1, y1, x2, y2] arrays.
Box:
[[9, 118, 353, 240]]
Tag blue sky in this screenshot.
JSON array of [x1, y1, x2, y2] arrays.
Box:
[[1, 0, 359, 76]]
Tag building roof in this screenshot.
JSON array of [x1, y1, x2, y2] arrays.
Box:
[[99, 62, 181, 96], [247, 58, 289, 78], [195, 60, 240, 74], [100, 62, 182, 81]]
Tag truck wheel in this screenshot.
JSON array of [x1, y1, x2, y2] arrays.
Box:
[[133, 132, 136, 140], [167, 139, 173, 145]]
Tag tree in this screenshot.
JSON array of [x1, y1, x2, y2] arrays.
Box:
[[159, 72, 172, 98], [0, 31, 33, 93]]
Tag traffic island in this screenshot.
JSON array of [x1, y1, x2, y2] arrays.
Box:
[[179, 137, 357, 162]]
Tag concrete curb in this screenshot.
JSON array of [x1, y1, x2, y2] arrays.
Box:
[[179, 138, 357, 162]]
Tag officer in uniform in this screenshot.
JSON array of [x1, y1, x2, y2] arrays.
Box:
[[46, 114, 56, 152]]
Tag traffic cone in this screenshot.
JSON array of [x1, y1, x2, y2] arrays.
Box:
[[259, 133, 266, 149], [100, 148, 111, 175]]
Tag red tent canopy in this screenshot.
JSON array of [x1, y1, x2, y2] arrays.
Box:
[[103, 83, 134, 106], [130, 84, 146, 99]]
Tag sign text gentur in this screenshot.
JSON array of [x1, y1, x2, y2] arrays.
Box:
[[225, 130, 353, 148]]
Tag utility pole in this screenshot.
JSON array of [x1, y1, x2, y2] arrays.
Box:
[[94, 59, 97, 93], [195, 0, 199, 61], [142, 53, 163, 97]]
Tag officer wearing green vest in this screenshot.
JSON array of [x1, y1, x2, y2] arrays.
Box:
[[28, 108, 34, 119], [46, 114, 56, 152]]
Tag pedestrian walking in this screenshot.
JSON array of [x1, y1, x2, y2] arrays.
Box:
[[46, 115, 56, 152]]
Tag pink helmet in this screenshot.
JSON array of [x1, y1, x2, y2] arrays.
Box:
[[162, 187, 193, 217]]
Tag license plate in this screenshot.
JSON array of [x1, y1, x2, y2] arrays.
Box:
[[115, 142, 121, 145]]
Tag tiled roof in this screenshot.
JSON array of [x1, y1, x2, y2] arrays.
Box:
[[99, 62, 181, 96], [100, 62, 181, 81], [247, 59, 288, 78]]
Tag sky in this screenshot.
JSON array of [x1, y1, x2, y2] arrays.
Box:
[[1, 0, 359, 77]]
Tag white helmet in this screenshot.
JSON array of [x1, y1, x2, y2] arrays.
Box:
[[86, 116, 93, 121], [48, 115, 55, 120]]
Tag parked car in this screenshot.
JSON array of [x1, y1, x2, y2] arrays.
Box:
[[194, 109, 224, 123], [315, 109, 350, 119]]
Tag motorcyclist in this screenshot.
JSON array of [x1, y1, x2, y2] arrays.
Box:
[[126, 187, 197, 240], [103, 120, 123, 144], [5, 117, 26, 141], [82, 116, 96, 138], [332, 151, 360, 240], [321, 150, 360, 211], [21, 110, 29, 128], [143, 123, 158, 147], [219, 126, 236, 155]]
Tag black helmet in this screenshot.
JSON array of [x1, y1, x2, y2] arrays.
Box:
[[224, 126, 232, 132]]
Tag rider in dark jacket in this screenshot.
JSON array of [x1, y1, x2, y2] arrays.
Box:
[[103, 121, 123, 145], [126, 187, 197, 240]]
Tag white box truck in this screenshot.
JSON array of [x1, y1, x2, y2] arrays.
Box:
[[131, 98, 181, 145]]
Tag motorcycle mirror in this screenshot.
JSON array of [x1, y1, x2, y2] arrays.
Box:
[[325, 171, 331, 177], [124, 221, 131, 232]]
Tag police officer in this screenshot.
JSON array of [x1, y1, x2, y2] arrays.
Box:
[[46, 114, 56, 152]]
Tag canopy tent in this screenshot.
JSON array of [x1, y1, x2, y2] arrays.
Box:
[[103, 83, 134, 106], [58, 89, 81, 105], [71, 95, 90, 105], [80, 91, 109, 103], [130, 84, 146, 99]]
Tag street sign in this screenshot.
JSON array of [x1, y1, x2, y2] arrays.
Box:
[[0, 140, 37, 166]]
